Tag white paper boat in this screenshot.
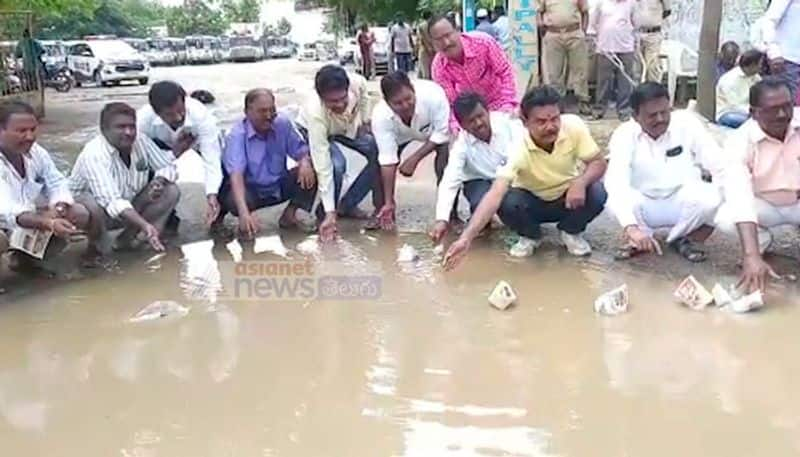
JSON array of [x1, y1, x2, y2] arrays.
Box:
[[489, 280, 517, 310], [594, 284, 629, 315], [254, 235, 289, 257]]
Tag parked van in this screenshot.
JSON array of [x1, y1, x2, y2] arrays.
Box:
[[146, 38, 178, 66], [186, 36, 222, 64]]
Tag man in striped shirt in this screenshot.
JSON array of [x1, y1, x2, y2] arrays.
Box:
[[70, 102, 179, 254], [0, 101, 95, 271]]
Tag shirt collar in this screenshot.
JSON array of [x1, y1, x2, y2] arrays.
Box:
[[151, 108, 195, 131], [244, 118, 273, 139], [524, 127, 566, 153], [748, 119, 800, 144]]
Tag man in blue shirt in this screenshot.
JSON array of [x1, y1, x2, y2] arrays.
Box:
[[220, 89, 317, 238]]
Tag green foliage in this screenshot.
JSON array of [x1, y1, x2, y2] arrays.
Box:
[[220, 0, 262, 24], [166, 1, 229, 37], [35, 0, 166, 40]]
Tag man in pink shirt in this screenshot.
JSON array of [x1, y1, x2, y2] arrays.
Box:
[[717, 78, 800, 293], [428, 14, 518, 132], [592, 0, 637, 121]]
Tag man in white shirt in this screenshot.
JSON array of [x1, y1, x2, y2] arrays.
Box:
[[716, 50, 763, 128], [430, 92, 525, 243], [606, 82, 724, 262], [372, 71, 451, 230], [492, 5, 511, 54], [761, 0, 800, 103], [72, 102, 179, 254], [716, 78, 799, 293], [299, 65, 382, 242], [0, 101, 95, 269], [137, 81, 222, 227]]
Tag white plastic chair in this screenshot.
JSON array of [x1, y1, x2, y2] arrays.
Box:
[[660, 39, 698, 103]]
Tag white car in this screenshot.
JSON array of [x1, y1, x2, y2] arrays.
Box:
[[67, 39, 149, 87], [338, 37, 358, 65]]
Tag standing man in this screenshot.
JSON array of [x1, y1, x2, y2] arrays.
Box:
[[634, 0, 671, 83], [372, 72, 451, 230], [71, 102, 179, 254], [717, 78, 799, 292], [717, 42, 741, 82], [443, 86, 608, 269], [537, 0, 592, 115], [416, 11, 436, 79], [605, 83, 724, 263], [0, 101, 95, 268], [592, 0, 637, 121], [137, 81, 223, 228], [391, 14, 415, 74], [356, 24, 375, 79], [761, 0, 800, 103], [716, 50, 763, 128], [430, 92, 525, 243], [300, 65, 382, 241], [493, 5, 511, 55], [220, 89, 317, 239], [15, 29, 44, 91], [429, 14, 518, 132], [475, 8, 501, 42]]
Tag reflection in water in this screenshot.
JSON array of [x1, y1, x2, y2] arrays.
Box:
[[1, 233, 800, 455]]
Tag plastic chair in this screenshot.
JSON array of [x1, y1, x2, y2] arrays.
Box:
[[660, 39, 698, 104]]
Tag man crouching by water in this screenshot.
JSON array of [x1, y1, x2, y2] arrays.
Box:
[[70, 102, 179, 255], [0, 101, 97, 272], [444, 86, 608, 270]]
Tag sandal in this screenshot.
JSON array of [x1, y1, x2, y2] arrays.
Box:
[[670, 237, 707, 263]]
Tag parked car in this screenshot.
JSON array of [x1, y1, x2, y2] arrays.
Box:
[[220, 36, 232, 61], [315, 40, 337, 61], [354, 27, 390, 76], [168, 37, 188, 65], [67, 38, 149, 87], [146, 38, 178, 66], [186, 35, 222, 64], [264, 37, 294, 59], [298, 42, 317, 61], [338, 37, 357, 65], [229, 35, 264, 62], [41, 40, 68, 68]]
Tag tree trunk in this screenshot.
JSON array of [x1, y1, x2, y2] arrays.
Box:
[[696, 0, 723, 120]]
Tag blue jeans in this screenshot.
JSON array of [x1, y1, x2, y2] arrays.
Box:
[[329, 134, 382, 214], [463, 179, 495, 214], [717, 111, 749, 129], [395, 52, 413, 73], [501, 181, 607, 239]]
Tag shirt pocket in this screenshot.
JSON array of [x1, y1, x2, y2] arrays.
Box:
[[266, 152, 288, 176]]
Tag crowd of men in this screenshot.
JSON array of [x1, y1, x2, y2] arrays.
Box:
[[1, 11, 799, 295]]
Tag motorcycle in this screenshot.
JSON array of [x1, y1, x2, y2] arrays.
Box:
[[43, 63, 73, 93]]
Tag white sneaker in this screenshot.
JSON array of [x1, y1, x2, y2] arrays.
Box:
[[509, 236, 541, 257], [758, 228, 773, 254], [560, 231, 592, 256]]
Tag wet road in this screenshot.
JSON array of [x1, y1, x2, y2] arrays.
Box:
[[2, 59, 800, 456]]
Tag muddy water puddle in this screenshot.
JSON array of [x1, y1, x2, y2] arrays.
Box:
[[1, 232, 800, 456]]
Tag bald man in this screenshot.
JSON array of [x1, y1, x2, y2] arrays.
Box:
[[220, 89, 318, 238]]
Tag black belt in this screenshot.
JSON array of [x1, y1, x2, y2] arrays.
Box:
[[639, 26, 662, 33]]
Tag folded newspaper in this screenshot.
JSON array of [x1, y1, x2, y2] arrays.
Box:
[[9, 227, 53, 260]]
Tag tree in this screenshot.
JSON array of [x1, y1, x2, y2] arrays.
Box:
[[167, 1, 229, 36], [696, 0, 723, 120], [277, 17, 291, 36], [35, 0, 166, 39], [221, 0, 262, 23]]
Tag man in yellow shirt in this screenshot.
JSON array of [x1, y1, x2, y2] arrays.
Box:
[[444, 86, 608, 269]]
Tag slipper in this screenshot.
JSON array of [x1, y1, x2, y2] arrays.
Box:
[[670, 237, 707, 263]]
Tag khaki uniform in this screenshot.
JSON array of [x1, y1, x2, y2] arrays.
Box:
[[635, 0, 671, 83], [417, 21, 435, 80], [538, 0, 589, 103]]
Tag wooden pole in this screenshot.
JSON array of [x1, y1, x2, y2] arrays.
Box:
[[696, 0, 723, 120]]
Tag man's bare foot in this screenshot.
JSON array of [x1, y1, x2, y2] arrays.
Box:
[[279, 208, 317, 233]]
